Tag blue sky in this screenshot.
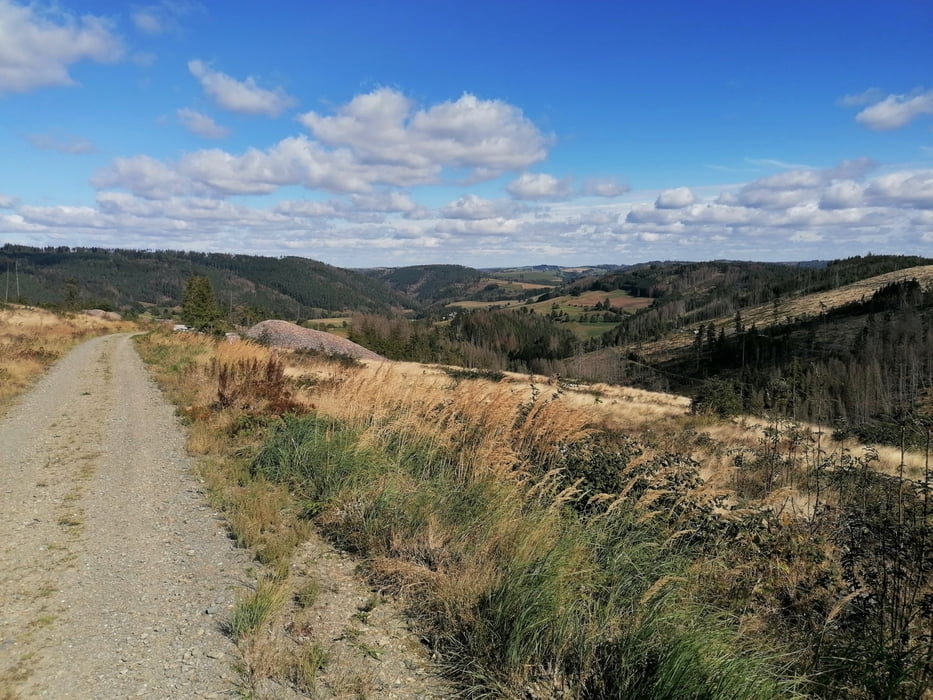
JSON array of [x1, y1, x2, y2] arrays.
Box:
[[1, 1, 932, 268]]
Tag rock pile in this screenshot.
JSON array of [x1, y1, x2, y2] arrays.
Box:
[[244, 319, 384, 361]]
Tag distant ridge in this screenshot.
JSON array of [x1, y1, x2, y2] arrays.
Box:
[[0, 245, 414, 319]]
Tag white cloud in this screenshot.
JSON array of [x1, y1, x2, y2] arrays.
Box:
[[819, 181, 864, 210], [825, 157, 878, 181], [0, 193, 18, 208], [188, 59, 295, 117], [615, 161, 933, 255], [839, 87, 885, 107], [433, 217, 523, 236], [27, 132, 95, 154], [790, 231, 823, 242], [441, 194, 519, 220], [96, 133, 447, 200], [177, 108, 230, 139], [855, 89, 933, 130], [506, 173, 572, 200], [299, 88, 549, 178], [656, 187, 695, 209], [349, 191, 418, 213], [0, 1, 122, 95], [581, 177, 629, 197], [274, 199, 339, 218], [91, 154, 204, 200], [865, 171, 933, 209], [131, 9, 163, 34], [637, 232, 663, 242], [95, 88, 552, 202], [132, 2, 202, 37]]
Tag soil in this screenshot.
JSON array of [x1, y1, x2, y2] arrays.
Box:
[[0, 334, 451, 699]]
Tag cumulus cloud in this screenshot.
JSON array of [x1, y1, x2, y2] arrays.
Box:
[[656, 187, 695, 209], [0, 0, 122, 94], [188, 59, 295, 117], [819, 181, 864, 210], [441, 194, 519, 220], [506, 173, 572, 200], [91, 154, 203, 200], [0, 193, 18, 208], [95, 88, 552, 202], [865, 171, 933, 209], [825, 157, 878, 180], [94, 134, 446, 199], [433, 217, 523, 237], [581, 177, 629, 197], [854, 89, 933, 130], [27, 132, 95, 154], [7, 163, 933, 267], [299, 88, 549, 178], [349, 190, 418, 213], [177, 108, 230, 139], [273, 199, 339, 218]]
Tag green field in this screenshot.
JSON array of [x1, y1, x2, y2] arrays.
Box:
[[443, 289, 648, 339], [524, 289, 653, 316], [565, 321, 620, 339], [487, 269, 564, 285], [303, 317, 351, 338]]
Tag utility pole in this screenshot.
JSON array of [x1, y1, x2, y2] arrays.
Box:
[[4, 262, 8, 304], [14, 260, 20, 299]]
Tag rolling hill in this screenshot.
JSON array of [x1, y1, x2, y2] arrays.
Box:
[[0, 245, 415, 320]]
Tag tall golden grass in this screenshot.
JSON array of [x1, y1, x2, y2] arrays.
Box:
[[138, 331, 808, 696], [136, 330, 931, 698]]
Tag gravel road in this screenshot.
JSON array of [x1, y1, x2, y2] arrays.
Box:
[[0, 334, 250, 698]]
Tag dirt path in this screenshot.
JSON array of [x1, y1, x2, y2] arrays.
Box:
[[0, 334, 250, 698]]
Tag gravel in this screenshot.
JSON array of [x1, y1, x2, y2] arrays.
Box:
[[244, 320, 384, 361], [0, 334, 251, 698]]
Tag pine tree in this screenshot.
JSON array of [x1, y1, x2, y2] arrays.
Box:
[[182, 275, 221, 332]]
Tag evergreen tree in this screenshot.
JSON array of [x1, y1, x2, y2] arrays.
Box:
[[182, 275, 221, 331]]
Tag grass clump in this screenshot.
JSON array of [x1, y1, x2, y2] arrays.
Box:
[[294, 579, 321, 609], [287, 641, 329, 694], [226, 579, 287, 640]]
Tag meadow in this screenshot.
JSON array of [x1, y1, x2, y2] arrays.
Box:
[[136, 329, 933, 699]]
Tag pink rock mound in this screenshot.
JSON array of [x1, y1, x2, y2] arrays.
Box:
[[245, 320, 384, 361]]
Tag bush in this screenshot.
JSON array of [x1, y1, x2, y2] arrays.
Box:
[[691, 378, 743, 418]]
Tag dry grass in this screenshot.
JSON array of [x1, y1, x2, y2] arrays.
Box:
[[136, 329, 930, 697], [0, 305, 136, 414]]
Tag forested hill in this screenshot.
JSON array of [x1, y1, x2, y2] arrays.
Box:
[[362, 264, 485, 306], [0, 245, 414, 320], [573, 255, 933, 346]]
